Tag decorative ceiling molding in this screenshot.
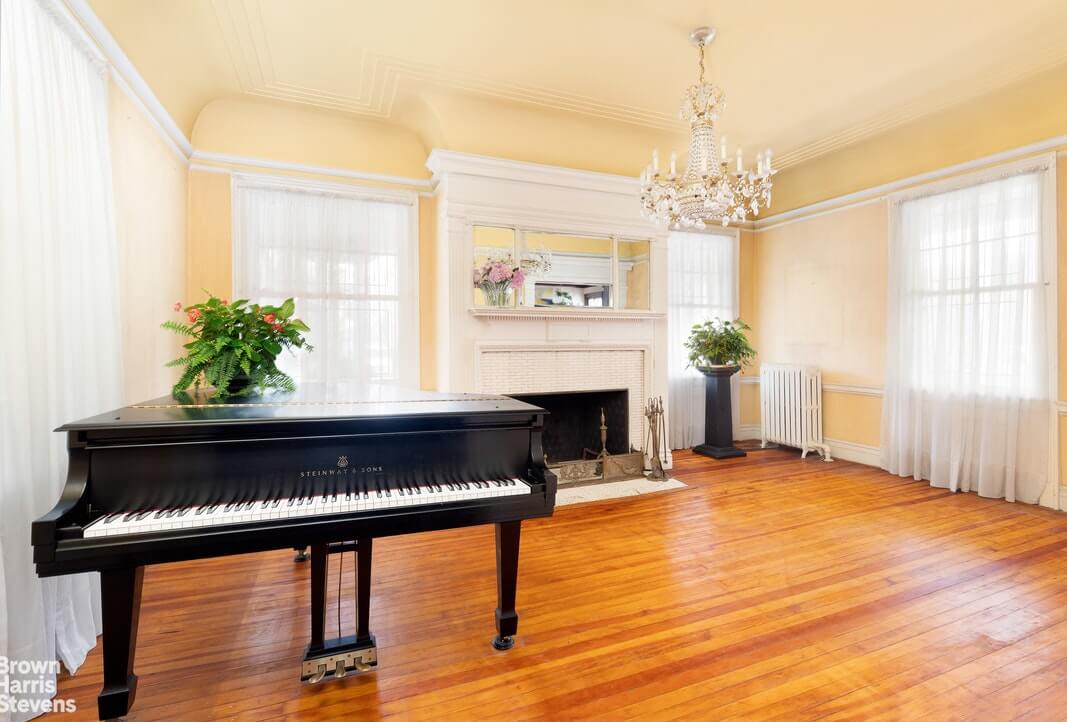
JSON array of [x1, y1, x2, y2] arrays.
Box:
[[208, 0, 1067, 174], [209, 0, 685, 132]]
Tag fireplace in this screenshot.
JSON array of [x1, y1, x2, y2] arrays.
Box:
[[508, 389, 630, 465]]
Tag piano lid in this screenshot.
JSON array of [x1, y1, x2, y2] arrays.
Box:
[[58, 384, 545, 431]]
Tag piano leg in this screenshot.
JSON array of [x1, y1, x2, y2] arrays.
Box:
[[492, 521, 521, 651], [98, 566, 144, 721], [309, 544, 328, 649], [356, 537, 372, 644]]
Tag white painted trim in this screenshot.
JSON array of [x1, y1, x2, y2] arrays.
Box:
[[1056, 401, 1067, 414], [427, 149, 639, 196], [230, 172, 419, 206], [469, 308, 663, 321], [188, 163, 234, 176], [740, 377, 885, 398], [736, 424, 761, 441], [824, 437, 881, 467], [64, 0, 193, 160], [192, 151, 433, 190], [823, 383, 884, 397], [755, 133, 1067, 232]]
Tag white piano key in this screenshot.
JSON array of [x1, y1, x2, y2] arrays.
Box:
[[84, 478, 533, 539]]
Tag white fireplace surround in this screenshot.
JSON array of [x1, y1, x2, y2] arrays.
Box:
[[428, 150, 672, 466], [475, 344, 650, 453]]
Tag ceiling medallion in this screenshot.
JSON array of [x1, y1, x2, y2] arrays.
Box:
[[640, 26, 775, 228]]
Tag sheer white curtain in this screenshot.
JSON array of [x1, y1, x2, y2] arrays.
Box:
[[1, 0, 121, 717], [881, 161, 1054, 503], [233, 181, 418, 388], [667, 231, 738, 449]]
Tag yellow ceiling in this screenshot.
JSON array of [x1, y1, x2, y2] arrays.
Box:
[[90, 0, 1067, 175]]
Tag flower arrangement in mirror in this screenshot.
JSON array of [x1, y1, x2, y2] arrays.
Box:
[[472, 251, 552, 307], [163, 294, 312, 399]]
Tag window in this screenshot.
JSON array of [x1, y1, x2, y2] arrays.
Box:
[[233, 180, 418, 387], [895, 172, 1046, 398], [881, 161, 1055, 504], [667, 231, 739, 449]]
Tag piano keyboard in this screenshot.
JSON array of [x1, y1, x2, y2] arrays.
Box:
[[84, 478, 531, 539]]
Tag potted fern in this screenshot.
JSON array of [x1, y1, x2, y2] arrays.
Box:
[[164, 294, 312, 399], [684, 318, 756, 459]]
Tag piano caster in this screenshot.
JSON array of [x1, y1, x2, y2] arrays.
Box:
[[491, 635, 515, 651], [293, 546, 309, 562]]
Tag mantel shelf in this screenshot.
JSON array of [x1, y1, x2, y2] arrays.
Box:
[[469, 307, 664, 321]]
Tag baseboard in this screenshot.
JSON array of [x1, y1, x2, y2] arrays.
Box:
[[737, 424, 761, 441], [824, 437, 881, 467]]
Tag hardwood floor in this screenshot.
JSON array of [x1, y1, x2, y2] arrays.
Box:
[[50, 450, 1067, 720]]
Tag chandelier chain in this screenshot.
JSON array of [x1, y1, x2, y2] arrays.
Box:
[[698, 42, 705, 84]]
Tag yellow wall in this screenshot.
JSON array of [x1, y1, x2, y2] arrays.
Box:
[[745, 152, 1067, 471], [193, 96, 430, 180], [108, 80, 187, 402], [771, 63, 1067, 214], [186, 170, 231, 302]]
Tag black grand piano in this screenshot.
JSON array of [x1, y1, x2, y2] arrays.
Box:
[[31, 384, 555, 720]]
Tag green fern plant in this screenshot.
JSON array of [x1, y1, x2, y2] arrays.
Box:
[[163, 294, 312, 399], [685, 318, 756, 369]]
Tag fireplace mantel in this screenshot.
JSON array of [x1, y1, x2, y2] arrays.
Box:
[[470, 307, 664, 321], [428, 150, 672, 467]]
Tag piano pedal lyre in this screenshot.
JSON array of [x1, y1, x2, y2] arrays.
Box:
[[301, 638, 378, 684]]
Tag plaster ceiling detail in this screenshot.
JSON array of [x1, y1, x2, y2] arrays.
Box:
[[89, 0, 1067, 175], [210, 0, 684, 131]]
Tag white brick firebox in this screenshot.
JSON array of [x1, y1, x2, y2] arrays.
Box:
[[476, 345, 649, 453]]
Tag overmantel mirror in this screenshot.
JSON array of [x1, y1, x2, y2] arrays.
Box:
[[471, 226, 651, 312]]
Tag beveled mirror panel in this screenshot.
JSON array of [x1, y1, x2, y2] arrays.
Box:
[[617, 239, 651, 310]]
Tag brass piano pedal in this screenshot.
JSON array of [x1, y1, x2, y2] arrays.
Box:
[[307, 664, 328, 684], [301, 639, 377, 683]]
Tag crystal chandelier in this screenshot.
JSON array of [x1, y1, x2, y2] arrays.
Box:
[[640, 27, 775, 228]]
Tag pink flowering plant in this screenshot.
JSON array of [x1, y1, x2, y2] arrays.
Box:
[[163, 294, 312, 398], [473, 257, 524, 306], [472, 250, 550, 307]]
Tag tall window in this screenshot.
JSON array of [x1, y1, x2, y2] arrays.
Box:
[[233, 180, 418, 387], [667, 231, 738, 449], [882, 161, 1054, 503]]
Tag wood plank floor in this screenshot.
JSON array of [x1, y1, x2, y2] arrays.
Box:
[[49, 450, 1067, 721]]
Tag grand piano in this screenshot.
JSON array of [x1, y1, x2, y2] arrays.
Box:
[[31, 384, 556, 720]]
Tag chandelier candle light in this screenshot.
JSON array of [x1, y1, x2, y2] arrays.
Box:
[[640, 27, 775, 228]]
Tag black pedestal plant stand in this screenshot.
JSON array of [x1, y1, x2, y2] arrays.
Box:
[[683, 318, 756, 461], [692, 365, 746, 459]]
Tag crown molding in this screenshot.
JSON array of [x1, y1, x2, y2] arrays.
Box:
[[192, 150, 433, 190], [210, 0, 683, 133], [756, 133, 1067, 232], [64, 0, 193, 161], [427, 149, 640, 197]]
